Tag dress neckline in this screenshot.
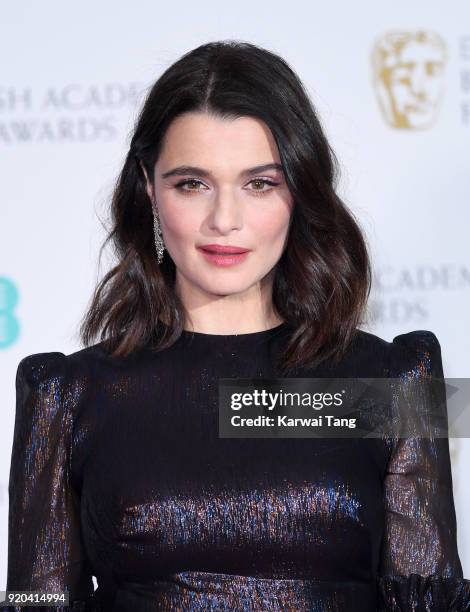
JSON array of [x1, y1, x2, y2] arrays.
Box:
[[180, 321, 287, 340], [155, 320, 288, 343]]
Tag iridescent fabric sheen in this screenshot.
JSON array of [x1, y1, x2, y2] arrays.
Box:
[[3, 326, 470, 611]]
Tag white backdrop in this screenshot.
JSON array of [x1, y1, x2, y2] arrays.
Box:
[[1, 0, 469, 587]]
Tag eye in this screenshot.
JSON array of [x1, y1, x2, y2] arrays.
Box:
[[247, 178, 280, 196], [173, 177, 280, 197], [174, 179, 206, 193]]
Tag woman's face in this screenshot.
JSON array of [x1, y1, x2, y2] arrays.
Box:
[[143, 111, 294, 300]]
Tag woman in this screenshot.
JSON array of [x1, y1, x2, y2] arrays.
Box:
[[3, 40, 469, 611]]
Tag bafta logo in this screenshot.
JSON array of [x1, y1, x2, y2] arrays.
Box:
[[371, 31, 447, 129]]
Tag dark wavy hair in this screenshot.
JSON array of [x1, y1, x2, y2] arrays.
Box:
[[79, 40, 372, 376]]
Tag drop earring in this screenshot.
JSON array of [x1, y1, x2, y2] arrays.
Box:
[[151, 198, 165, 264]]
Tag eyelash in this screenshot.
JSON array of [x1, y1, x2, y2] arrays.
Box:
[[174, 177, 280, 197]]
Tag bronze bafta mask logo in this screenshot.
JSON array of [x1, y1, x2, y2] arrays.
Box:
[[371, 31, 447, 129]]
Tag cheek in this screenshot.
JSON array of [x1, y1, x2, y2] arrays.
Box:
[[251, 206, 292, 247], [159, 204, 200, 245]]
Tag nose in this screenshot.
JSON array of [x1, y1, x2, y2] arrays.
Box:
[[207, 191, 243, 234]]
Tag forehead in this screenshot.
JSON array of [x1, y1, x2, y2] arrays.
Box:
[[157, 112, 280, 171]]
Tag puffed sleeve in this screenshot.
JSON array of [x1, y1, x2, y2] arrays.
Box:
[[1, 353, 96, 611], [377, 330, 470, 611]]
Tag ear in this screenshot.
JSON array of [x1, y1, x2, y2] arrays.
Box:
[[139, 160, 154, 202]]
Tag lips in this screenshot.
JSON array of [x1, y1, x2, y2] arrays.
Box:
[[198, 245, 251, 254]]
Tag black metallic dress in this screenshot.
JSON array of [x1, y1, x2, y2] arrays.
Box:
[[3, 324, 470, 611]]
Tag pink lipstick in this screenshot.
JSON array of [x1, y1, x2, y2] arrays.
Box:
[[197, 244, 251, 267]]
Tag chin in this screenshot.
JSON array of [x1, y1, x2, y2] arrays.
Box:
[[199, 278, 255, 296]]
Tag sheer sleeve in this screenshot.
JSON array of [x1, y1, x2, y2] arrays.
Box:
[[377, 330, 470, 611], [1, 353, 96, 611]]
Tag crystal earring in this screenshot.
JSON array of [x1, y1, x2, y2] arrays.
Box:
[[151, 199, 165, 264]]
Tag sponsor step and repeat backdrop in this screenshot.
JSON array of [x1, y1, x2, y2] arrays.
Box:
[[1, 2, 469, 586]]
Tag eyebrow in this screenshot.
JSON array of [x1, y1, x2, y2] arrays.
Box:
[[160, 163, 284, 180]]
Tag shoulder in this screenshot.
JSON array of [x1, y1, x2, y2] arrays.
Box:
[[14, 344, 114, 436], [15, 341, 112, 405], [345, 328, 443, 378], [17, 351, 68, 389], [16, 338, 149, 392], [19, 339, 115, 369], [386, 329, 443, 378]]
